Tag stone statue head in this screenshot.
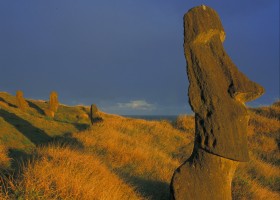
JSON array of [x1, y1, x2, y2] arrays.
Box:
[[184, 5, 264, 161]]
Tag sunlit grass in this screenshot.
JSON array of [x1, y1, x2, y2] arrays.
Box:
[[0, 143, 10, 170], [0, 91, 279, 199], [1, 145, 143, 200]]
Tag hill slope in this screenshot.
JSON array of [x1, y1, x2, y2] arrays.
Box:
[[0, 92, 279, 199], [0, 91, 90, 151]]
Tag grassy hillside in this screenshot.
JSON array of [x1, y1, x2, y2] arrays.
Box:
[[0, 91, 279, 199], [0, 92, 90, 151]]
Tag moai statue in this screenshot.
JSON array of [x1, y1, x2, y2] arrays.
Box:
[[16, 90, 29, 111], [90, 104, 102, 124], [170, 5, 264, 200], [44, 91, 59, 118], [49, 91, 59, 112]]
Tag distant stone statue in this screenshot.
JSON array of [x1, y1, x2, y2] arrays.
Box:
[[16, 90, 29, 111], [49, 91, 59, 113], [44, 91, 59, 118], [170, 5, 264, 200], [90, 104, 102, 124]]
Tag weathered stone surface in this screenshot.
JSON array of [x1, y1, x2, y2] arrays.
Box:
[[184, 5, 264, 162], [171, 148, 238, 200], [170, 5, 264, 200]]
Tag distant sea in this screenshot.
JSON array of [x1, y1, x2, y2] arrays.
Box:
[[123, 115, 178, 122]]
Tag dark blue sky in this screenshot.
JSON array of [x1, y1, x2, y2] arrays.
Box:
[[0, 0, 279, 115]]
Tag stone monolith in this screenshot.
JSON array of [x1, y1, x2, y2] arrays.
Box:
[[44, 91, 59, 118], [170, 5, 264, 200], [49, 91, 59, 112], [16, 90, 29, 111], [90, 104, 102, 124]]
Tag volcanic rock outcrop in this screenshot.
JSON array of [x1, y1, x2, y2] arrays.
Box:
[[170, 5, 264, 200]]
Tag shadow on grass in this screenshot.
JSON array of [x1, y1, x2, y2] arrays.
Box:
[[116, 171, 170, 200], [0, 109, 86, 198], [51, 118, 90, 132], [131, 176, 170, 200], [27, 101, 45, 115], [5, 133, 84, 174], [73, 123, 90, 131], [52, 132, 84, 149], [7, 149, 33, 171], [0, 109, 84, 165], [90, 117, 103, 124], [0, 109, 51, 145], [0, 97, 17, 108], [0, 109, 85, 147]]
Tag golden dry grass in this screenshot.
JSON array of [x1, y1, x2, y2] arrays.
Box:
[[0, 92, 90, 151], [1, 92, 279, 199], [2, 145, 142, 200], [233, 167, 280, 200], [231, 102, 280, 199], [173, 114, 194, 133], [0, 143, 10, 170], [71, 113, 192, 199]]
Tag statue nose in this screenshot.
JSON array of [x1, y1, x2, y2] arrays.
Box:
[[228, 70, 265, 103]]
